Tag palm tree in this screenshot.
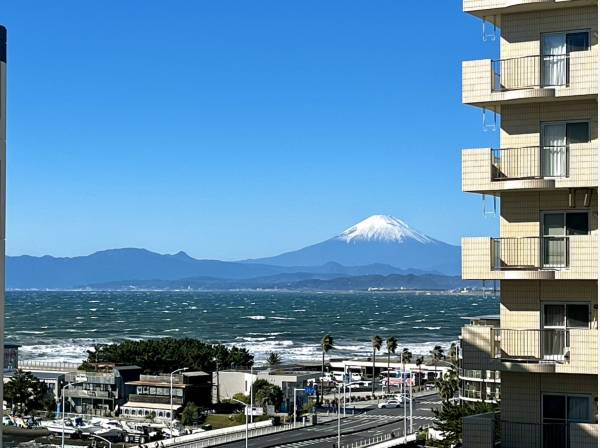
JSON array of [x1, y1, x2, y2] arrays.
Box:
[[401, 348, 412, 396], [385, 337, 398, 394], [370, 336, 383, 394], [401, 348, 412, 369], [431, 345, 444, 381], [266, 352, 282, 370], [448, 342, 459, 366], [415, 356, 424, 389], [319, 335, 334, 404]]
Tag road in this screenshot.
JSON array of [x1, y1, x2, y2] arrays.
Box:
[[218, 394, 441, 448]]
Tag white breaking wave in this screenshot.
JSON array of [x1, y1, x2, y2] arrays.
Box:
[[336, 215, 433, 244]]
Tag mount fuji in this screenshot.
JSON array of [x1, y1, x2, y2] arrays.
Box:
[[246, 215, 460, 275]]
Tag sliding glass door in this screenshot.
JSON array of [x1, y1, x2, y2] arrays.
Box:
[[541, 121, 588, 178], [542, 31, 589, 87]]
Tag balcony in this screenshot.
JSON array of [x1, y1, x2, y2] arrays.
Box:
[[462, 144, 597, 193], [462, 235, 597, 280], [492, 328, 597, 374], [463, 413, 598, 448], [463, 51, 596, 107], [63, 389, 115, 399], [464, 0, 597, 17]]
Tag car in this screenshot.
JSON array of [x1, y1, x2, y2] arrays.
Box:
[[378, 399, 402, 409]]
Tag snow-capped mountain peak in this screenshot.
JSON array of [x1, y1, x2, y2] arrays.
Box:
[[336, 215, 434, 244]]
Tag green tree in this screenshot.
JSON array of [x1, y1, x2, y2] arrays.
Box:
[[252, 379, 283, 409], [385, 337, 398, 394], [435, 364, 459, 402], [370, 335, 383, 395], [4, 370, 54, 415], [319, 335, 334, 403], [181, 402, 199, 426], [432, 400, 498, 447], [448, 342, 459, 366], [430, 345, 444, 380], [266, 352, 282, 370], [401, 348, 412, 396], [415, 356, 424, 388], [80, 338, 253, 374]]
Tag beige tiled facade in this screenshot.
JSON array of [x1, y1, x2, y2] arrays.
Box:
[[460, 1, 597, 447]]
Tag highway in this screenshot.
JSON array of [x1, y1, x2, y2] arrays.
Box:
[[218, 394, 441, 448]]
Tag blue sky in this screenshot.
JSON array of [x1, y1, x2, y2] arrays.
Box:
[[2, 1, 499, 259]]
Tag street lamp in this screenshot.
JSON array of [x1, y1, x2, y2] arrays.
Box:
[[335, 384, 342, 448], [61, 379, 87, 448], [90, 433, 112, 448], [231, 398, 249, 448], [249, 366, 254, 423], [212, 357, 220, 403], [170, 367, 188, 439]]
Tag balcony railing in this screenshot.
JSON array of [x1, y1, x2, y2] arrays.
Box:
[[492, 236, 568, 270], [462, 388, 483, 400], [492, 54, 570, 91], [463, 413, 598, 448], [500, 420, 598, 448], [459, 368, 483, 379], [492, 329, 570, 363], [492, 146, 569, 180]]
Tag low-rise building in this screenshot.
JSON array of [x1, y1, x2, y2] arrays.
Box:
[[121, 371, 211, 420], [213, 369, 318, 412], [459, 315, 501, 403], [63, 365, 142, 416]]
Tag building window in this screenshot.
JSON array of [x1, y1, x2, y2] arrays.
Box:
[[541, 121, 590, 178], [542, 31, 590, 86], [543, 303, 590, 329]]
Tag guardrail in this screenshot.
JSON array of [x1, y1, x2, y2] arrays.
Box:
[[491, 236, 568, 270], [158, 421, 297, 448], [342, 433, 392, 448], [492, 54, 569, 91], [492, 146, 568, 180], [18, 360, 81, 371]]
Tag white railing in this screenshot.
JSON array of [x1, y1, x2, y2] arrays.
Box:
[[342, 433, 392, 448], [160, 422, 298, 448], [19, 359, 81, 371]]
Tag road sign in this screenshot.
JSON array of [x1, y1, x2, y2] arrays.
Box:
[[245, 406, 263, 416]]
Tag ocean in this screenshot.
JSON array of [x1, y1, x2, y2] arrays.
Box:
[[6, 290, 499, 363]]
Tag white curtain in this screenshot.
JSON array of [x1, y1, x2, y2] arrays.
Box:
[[542, 123, 567, 177], [543, 33, 567, 86]]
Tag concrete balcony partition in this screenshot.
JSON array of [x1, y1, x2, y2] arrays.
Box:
[[464, 0, 596, 17], [462, 144, 597, 193], [461, 235, 597, 280], [463, 412, 497, 448], [463, 50, 597, 107]]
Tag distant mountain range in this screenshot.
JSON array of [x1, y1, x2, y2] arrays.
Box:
[[247, 215, 459, 274], [7, 215, 463, 290]]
